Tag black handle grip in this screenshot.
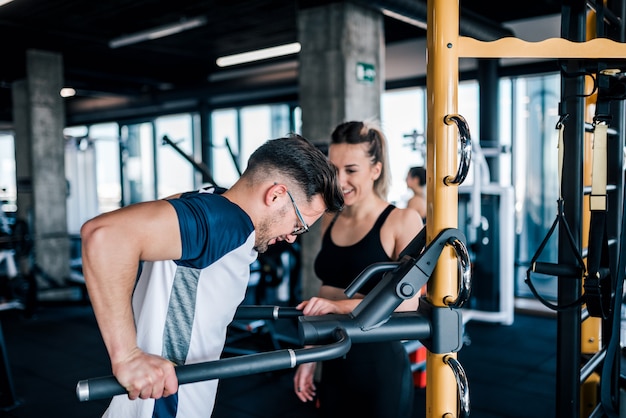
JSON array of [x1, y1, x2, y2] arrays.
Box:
[[532, 261, 582, 278]]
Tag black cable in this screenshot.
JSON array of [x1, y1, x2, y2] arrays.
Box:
[[599, 181, 626, 417]]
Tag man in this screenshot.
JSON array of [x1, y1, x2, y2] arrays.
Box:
[[406, 166, 427, 221], [81, 134, 344, 417]]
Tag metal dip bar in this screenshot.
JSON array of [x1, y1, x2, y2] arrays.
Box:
[[76, 328, 350, 402], [299, 312, 431, 344], [299, 299, 462, 354], [347, 228, 469, 331]]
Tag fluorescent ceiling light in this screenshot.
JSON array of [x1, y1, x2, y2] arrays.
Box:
[[216, 42, 301, 67], [109, 16, 208, 49], [60, 87, 76, 98], [382, 9, 427, 30], [0, 0, 14, 7]]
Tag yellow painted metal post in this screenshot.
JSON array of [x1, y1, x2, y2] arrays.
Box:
[[580, 10, 601, 417], [581, 8, 602, 355], [426, 0, 461, 417]]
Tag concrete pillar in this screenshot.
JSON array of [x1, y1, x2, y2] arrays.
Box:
[[297, 2, 384, 300], [12, 49, 69, 288]]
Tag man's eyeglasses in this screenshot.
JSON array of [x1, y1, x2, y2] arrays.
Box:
[[286, 190, 309, 235]]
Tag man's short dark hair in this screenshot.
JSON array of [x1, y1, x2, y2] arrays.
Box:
[[409, 166, 426, 186], [245, 134, 344, 213]]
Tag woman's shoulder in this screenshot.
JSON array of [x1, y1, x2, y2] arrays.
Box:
[[381, 204, 423, 259], [388, 204, 423, 230], [394, 204, 422, 218]]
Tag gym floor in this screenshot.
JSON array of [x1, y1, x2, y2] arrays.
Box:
[[0, 297, 558, 418]]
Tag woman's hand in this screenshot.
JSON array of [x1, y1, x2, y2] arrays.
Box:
[[297, 297, 336, 315], [296, 297, 355, 316], [293, 362, 317, 402]]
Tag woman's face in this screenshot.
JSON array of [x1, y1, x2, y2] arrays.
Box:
[[328, 142, 381, 206]]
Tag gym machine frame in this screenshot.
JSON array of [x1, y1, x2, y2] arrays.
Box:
[[446, 0, 626, 416], [76, 227, 473, 418]]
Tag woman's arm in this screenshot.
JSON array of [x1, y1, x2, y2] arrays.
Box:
[[389, 208, 424, 311]]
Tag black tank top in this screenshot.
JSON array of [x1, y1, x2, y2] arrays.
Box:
[[314, 204, 395, 295]]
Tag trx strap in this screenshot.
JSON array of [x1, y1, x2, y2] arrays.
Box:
[[525, 115, 586, 311], [584, 117, 613, 319]]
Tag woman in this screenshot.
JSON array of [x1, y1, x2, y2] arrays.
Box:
[[293, 121, 424, 418]]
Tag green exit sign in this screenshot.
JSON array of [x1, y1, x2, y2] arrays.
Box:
[[356, 62, 376, 83]]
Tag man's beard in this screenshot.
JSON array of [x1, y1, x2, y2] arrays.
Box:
[[254, 205, 290, 253], [253, 218, 272, 253]]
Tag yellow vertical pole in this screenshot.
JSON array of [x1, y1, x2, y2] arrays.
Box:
[[426, 0, 461, 417], [580, 9, 601, 417]]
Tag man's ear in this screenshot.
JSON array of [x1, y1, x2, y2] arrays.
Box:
[[265, 182, 286, 206]]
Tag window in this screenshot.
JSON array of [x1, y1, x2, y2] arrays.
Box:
[[507, 73, 561, 299], [156, 113, 197, 198], [382, 87, 426, 206], [210, 104, 292, 188], [0, 132, 16, 213], [64, 123, 121, 233], [121, 122, 155, 204], [211, 108, 240, 188], [89, 123, 122, 212]]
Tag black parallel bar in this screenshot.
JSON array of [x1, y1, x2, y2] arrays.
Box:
[[233, 305, 303, 320], [344, 262, 399, 298], [351, 228, 464, 331], [76, 329, 350, 402], [299, 312, 431, 345]]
